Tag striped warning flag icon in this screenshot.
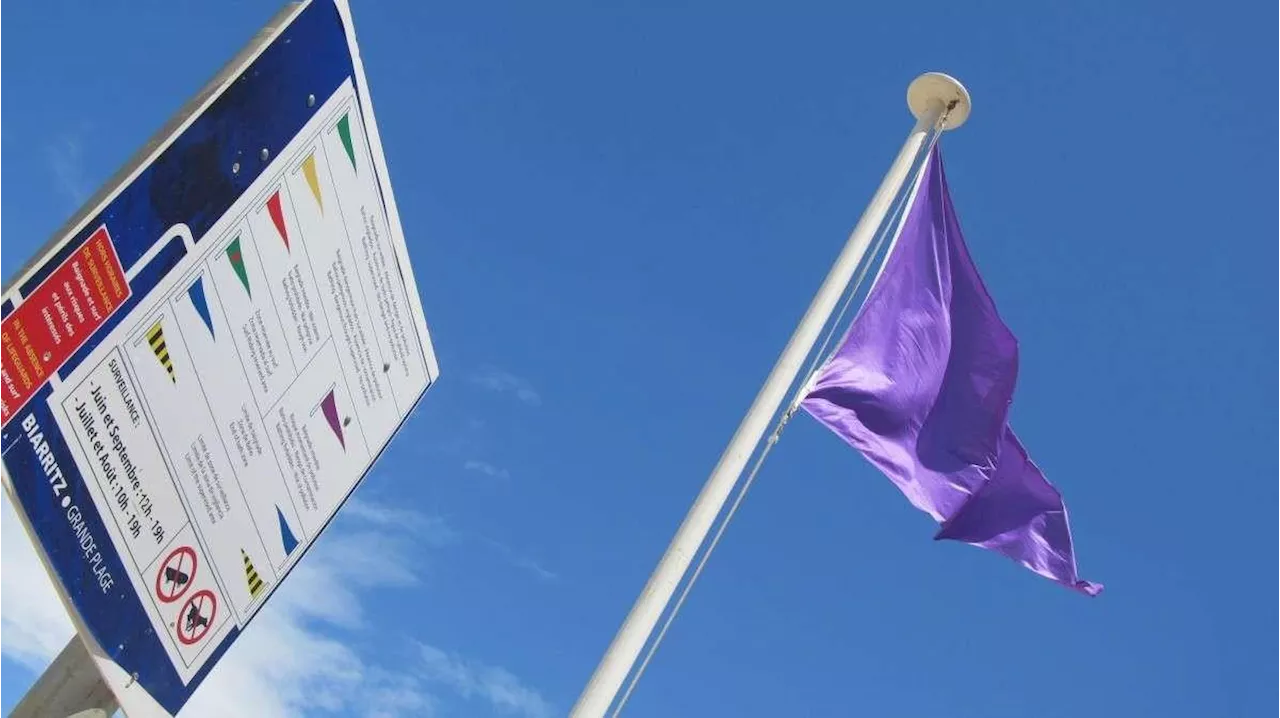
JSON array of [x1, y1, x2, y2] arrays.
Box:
[[146, 321, 175, 382], [241, 549, 265, 599]]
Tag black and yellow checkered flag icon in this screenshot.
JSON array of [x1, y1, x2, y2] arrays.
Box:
[[241, 549, 265, 599], [146, 321, 175, 382]]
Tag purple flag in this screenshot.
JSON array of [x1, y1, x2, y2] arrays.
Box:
[[801, 144, 1101, 596]]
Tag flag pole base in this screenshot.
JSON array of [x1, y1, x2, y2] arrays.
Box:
[[908, 72, 971, 130]]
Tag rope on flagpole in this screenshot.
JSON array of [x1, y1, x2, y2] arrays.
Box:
[[608, 119, 950, 718], [608, 408, 789, 717], [793, 122, 947, 402], [786, 133, 935, 410]]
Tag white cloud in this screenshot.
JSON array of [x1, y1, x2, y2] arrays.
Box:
[[464, 459, 511, 480], [182, 603, 369, 718], [1, 497, 437, 717], [200, 508, 455, 716], [510, 557, 558, 583], [1, 496, 77, 670], [340, 498, 458, 547], [469, 366, 542, 406], [47, 133, 90, 206], [418, 642, 554, 718], [2, 493, 552, 718], [476, 536, 559, 583], [359, 670, 438, 718]]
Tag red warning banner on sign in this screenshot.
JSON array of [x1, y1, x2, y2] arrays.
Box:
[[1, 225, 130, 425]]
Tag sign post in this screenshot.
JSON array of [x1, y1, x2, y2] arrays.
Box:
[[9, 636, 118, 718], [1, 2, 439, 715]]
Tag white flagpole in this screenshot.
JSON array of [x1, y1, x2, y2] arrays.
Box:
[[569, 72, 972, 718]]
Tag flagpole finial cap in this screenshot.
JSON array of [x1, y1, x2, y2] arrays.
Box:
[[908, 72, 971, 130]]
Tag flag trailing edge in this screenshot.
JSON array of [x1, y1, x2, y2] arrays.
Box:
[[800, 143, 1101, 596]]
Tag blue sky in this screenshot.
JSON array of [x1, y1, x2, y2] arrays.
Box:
[[1, 1, 1273, 716]]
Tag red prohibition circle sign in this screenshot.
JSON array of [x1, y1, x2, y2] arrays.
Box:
[[176, 589, 217, 646], [155, 546, 198, 603]]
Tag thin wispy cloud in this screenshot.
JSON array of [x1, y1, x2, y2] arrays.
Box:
[[511, 556, 558, 583], [0, 496, 548, 718], [418, 642, 555, 718], [360, 671, 438, 718], [342, 497, 458, 547], [469, 366, 542, 406], [478, 536, 559, 583], [47, 133, 91, 207], [464, 459, 512, 480]]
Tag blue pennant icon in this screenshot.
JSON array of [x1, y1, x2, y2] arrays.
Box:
[[277, 506, 299, 556], [188, 277, 215, 338]]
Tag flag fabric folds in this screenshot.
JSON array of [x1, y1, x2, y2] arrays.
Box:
[[800, 144, 1101, 596]]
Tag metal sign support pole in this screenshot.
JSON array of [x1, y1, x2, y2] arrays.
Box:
[[9, 636, 118, 718]]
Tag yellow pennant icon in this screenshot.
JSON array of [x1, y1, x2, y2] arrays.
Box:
[[302, 154, 323, 212]]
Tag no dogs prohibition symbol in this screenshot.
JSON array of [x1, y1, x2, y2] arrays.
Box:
[[176, 589, 217, 646]]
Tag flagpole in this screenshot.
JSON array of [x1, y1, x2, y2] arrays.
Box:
[[569, 72, 972, 718]]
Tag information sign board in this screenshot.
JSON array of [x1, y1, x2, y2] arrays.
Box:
[[0, 1, 438, 713]]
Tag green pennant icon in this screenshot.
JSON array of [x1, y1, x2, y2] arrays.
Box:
[[225, 237, 251, 298], [336, 114, 356, 173]]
